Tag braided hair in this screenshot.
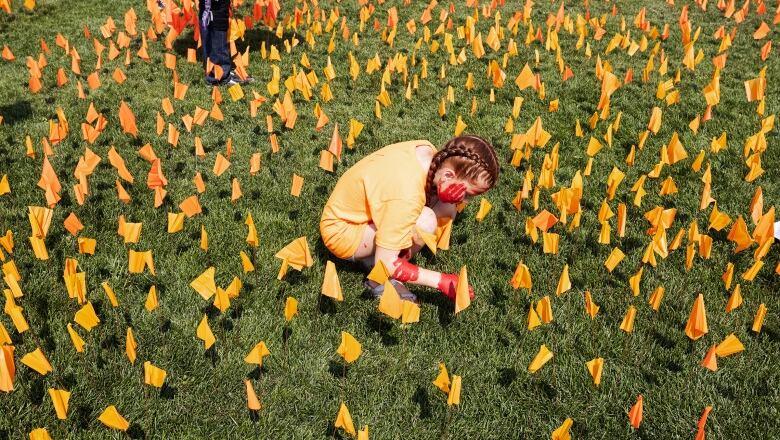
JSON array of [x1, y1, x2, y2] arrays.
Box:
[[425, 134, 500, 201]]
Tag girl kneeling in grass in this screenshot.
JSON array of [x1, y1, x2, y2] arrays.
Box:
[[319, 134, 500, 302]]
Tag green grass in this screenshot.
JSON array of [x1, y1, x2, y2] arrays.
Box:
[[0, 0, 779, 438]]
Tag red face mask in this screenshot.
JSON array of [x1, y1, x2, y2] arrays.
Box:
[[437, 181, 466, 204]]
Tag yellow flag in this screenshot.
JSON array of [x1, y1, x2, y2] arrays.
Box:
[[73, 302, 100, 332], [144, 285, 159, 312], [21, 348, 53, 375], [48, 388, 70, 419], [620, 306, 637, 333], [401, 300, 420, 324], [378, 280, 402, 319], [583, 291, 600, 318], [0, 345, 15, 392], [98, 405, 129, 431], [455, 266, 471, 314], [244, 378, 261, 410], [244, 341, 271, 366], [143, 361, 167, 388], [101, 281, 119, 307], [475, 198, 492, 222], [528, 344, 553, 373], [367, 260, 390, 284], [585, 358, 604, 386], [552, 418, 574, 440], [337, 331, 362, 363], [604, 247, 625, 272], [715, 333, 744, 357], [245, 212, 259, 247], [190, 267, 217, 300], [511, 261, 532, 291], [536, 296, 553, 323], [29, 428, 52, 440], [322, 261, 343, 301], [126, 327, 137, 364], [284, 296, 298, 321], [66, 323, 85, 353], [447, 375, 462, 405], [275, 236, 314, 270], [213, 287, 230, 313], [752, 303, 767, 333], [527, 303, 542, 330], [685, 293, 708, 340], [240, 251, 255, 273], [334, 402, 356, 436], [167, 212, 185, 233], [196, 315, 216, 349], [556, 264, 571, 296]]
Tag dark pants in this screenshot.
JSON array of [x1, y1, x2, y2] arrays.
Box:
[[199, 0, 231, 84]]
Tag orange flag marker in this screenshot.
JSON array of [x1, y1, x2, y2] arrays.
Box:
[[244, 379, 261, 410], [629, 395, 643, 429], [118, 101, 138, 137], [685, 293, 708, 340], [98, 405, 129, 431]]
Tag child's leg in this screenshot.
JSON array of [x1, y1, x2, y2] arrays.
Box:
[[351, 206, 440, 266]]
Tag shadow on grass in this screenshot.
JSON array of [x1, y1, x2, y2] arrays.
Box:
[[72, 403, 93, 430], [160, 382, 177, 400], [0, 100, 33, 125], [411, 386, 433, 419], [318, 295, 338, 315], [247, 365, 267, 380], [366, 311, 399, 346], [205, 345, 220, 365], [324, 421, 348, 439], [282, 326, 292, 344], [497, 367, 517, 387], [328, 359, 349, 379], [532, 380, 558, 400], [127, 423, 146, 439]]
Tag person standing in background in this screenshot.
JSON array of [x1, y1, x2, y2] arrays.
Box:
[[198, 0, 253, 86]]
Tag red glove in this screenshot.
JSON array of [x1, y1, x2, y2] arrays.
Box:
[[437, 182, 466, 204], [437, 273, 475, 301]]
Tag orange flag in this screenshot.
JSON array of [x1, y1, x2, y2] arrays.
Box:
[[321, 261, 343, 301], [455, 265, 471, 313], [334, 402, 356, 436], [118, 101, 138, 137], [696, 406, 713, 440], [196, 315, 216, 349], [336, 331, 362, 363], [21, 348, 53, 375], [98, 405, 129, 431], [685, 293, 708, 340], [48, 388, 70, 419], [701, 345, 718, 371], [244, 379, 261, 410], [0, 345, 14, 392], [629, 395, 643, 429], [275, 237, 314, 271], [328, 123, 343, 161], [244, 341, 271, 366], [510, 261, 532, 291]]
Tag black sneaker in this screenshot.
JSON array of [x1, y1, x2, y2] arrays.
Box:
[[224, 72, 254, 86]]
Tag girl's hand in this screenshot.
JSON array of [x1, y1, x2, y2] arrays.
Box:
[[437, 273, 475, 301], [437, 182, 466, 204]]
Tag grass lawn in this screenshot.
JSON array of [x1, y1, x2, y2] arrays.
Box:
[[0, 0, 779, 438]]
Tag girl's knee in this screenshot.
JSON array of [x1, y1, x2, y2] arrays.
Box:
[[417, 206, 438, 234]]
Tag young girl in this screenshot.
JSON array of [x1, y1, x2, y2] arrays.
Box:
[[319, 135, 500, 302]]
